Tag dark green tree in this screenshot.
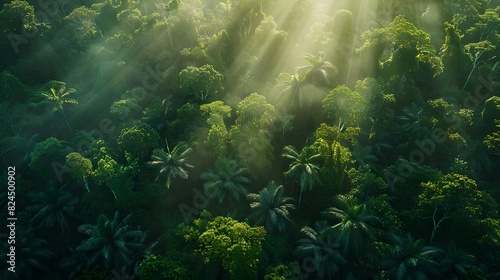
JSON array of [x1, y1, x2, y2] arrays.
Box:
[[166, 0, 181, 12], [0, 230, 55, 280], [462, 8, 499, 89], [247, 181, 295, 233], [27, 185, 79, 235], [273, 72, 308, 113], [0, 0, 49, 58], [63, 6, 102, 50], [348, 166, 404, 234], [200, 100, 232, 158], [480, 96, 500, 136], [322, 195, 380, 259], [39, 81, 78, 132], [110, 98, 142, 120], [282, 145, 321, 207], [437, 242, 476, 279], [168, 103, 204, 142], [65, 152, 93, 193], [139, 255, 189, 280], [484, 119, 500, 156], [229, 93, 275, 173], [314, 138, 353, 192], [440, 22, 472, 86], [29, 136, 66, 177], [180, 210, 266, 280], [295, 220, 345, 279], [381, 233, 440, 280], [148, 141, 193, 189], [76, 211, 153, 273]]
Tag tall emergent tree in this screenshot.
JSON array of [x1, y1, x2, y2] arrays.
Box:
[[40, 81, 78, 132], [358, 14, 443, 80], [381, 233, 440, 280], [0, 230, 55, 280], [65, 152, 93, 192], [76, 211, 153, 273], [117, 122, 160, 160], [27, 185, 79, 235], [323, 195, 379, 259], [296, 51, 338, 88], [229, 93, 276, 173], [179, 64, 224, 103], [273, 72, 308, 113], [247, 181, 295, 233], [484, 119, 500, 156], [417, 173, 493, 245], [282, 145, 321, 207], [201, 157, 250, 206], [438, 242, 476, 279], [180, 210, 266, 280], [148, 140, 193, 189]]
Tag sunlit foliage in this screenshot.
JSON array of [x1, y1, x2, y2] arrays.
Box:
[[179, 210, 266, 280], [1, 0, 500, 278], [358, 15, 444, 78]]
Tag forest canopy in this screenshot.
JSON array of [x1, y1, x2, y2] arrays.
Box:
[[0, 0, 500, 279]]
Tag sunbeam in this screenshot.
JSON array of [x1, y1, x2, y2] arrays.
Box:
[[0, 0, 499, 279]]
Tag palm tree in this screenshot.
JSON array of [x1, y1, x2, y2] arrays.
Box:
[[27, 185, 79, 235], [398, 104, 423, 126], [0, 230, 56, 280], [273, 72, 308, 112], [247, 181, 295, 233], [148, 140, 193, 188], [397, 103, 426, 138], [76, 211, 153, 273], [295, 52, 338, 88], [351, 144, 379, 170], [40, 81, 78, 132], [381, 233, 441, 280], [201, 157, 250, 205], [461, 140, 494, 175], [142, 97, 172, 133], [438, 242, 475, 279], [296, 220, 346, 279], [237, 70, 257, 94], [322, 195, 379, 258], [282, 145, 321, 207]]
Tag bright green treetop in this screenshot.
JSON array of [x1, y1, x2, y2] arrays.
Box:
[[66, 152, 93, 192], [322, 85, 367, 127], [358, 15, 443, 78], [180, 210, 266, 280], [117, 122, 160, 159], [179, 64, 224, 103]]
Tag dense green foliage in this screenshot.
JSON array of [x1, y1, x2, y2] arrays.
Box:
[[1, 0, 500, 279]]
